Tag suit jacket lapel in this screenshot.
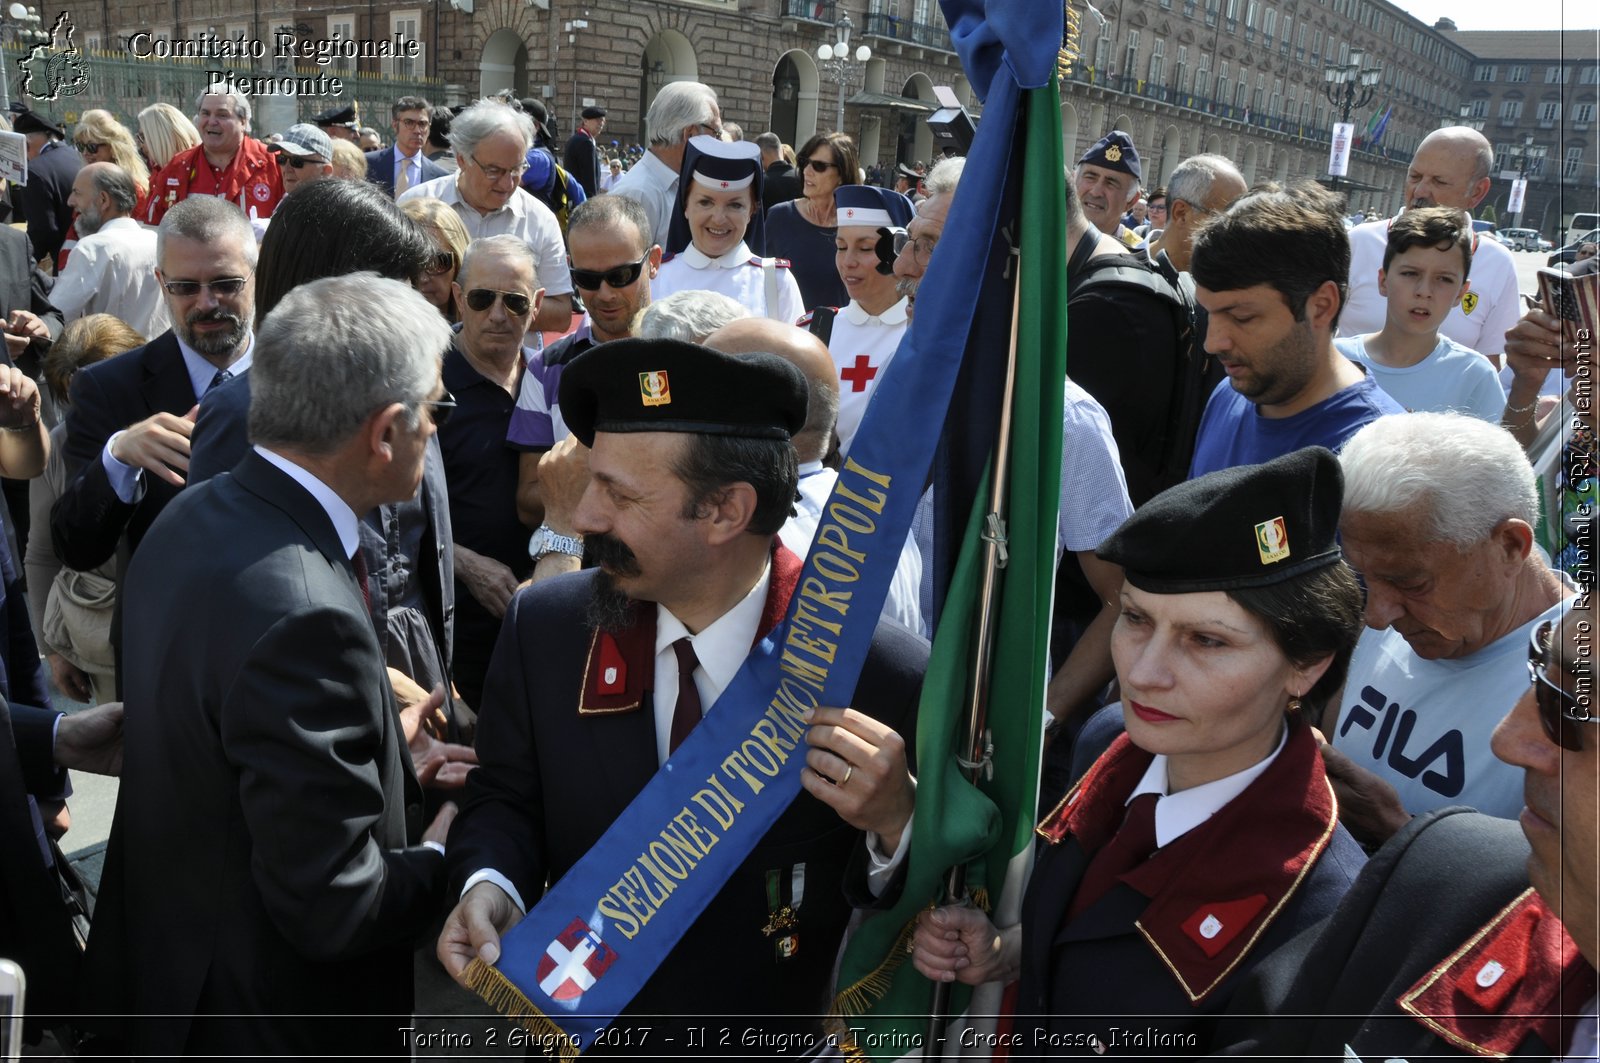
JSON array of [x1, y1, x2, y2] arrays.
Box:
[[142, 333, 197, 416], [231, 450, 351, 570]]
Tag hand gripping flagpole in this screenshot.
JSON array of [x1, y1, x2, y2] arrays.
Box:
[[924, 259, 1024, 1056]]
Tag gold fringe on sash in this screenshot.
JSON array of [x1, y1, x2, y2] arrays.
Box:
[[463, 957, 580, 1062]]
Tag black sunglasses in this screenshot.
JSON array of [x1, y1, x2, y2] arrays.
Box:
[[76, 141, 104, 155], [276, 154, 325, 169], [160, 275, 252, 297], [800, 158, 838, 174], [422, 251, 456, 276], [465, 288, 533, 315], [1528, 618, 1596, 751], [569, 254, 648, 291], [421, 388, 457, 428]]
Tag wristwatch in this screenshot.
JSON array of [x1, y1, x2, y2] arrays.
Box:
[[529, 525, 584, 563]]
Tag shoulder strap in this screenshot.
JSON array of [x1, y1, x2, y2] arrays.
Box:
[[805, 306, 838, 345], [763, 258, 781, 321]]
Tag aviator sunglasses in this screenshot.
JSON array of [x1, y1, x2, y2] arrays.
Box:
[[569, 254, 649, 291], [1527, 618, 1597, 751], [465, 288, 534, 315]]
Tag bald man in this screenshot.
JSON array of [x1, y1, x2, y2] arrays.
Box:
[[1339, 128, 1519, 365], [709, 318, 924, 633]]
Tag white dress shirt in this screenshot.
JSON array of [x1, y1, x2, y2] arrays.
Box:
[[652, 241, 806, 324], [50, 217, 171, 339], [1124, 720, 1288, 848], [393, 148, 424, 193], [398, 174, 573, 298], [608, 150, 679, 249]]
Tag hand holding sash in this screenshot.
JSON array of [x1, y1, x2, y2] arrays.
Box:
[[438, 881, 524, 982], [800, 706, 916, 854]]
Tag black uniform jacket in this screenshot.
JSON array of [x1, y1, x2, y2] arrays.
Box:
[[1213, 807, 1590, 1060], [1019, 717, 1367, 1056], [447, 544, 928, 1046]]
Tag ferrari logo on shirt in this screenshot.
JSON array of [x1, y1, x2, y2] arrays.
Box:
[[1255, 516, 1291, 565], [639, 371, 671, 406], [1461, 291, 1479, 316]]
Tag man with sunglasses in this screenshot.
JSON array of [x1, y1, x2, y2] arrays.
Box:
[[509, 195, 659, 534], [609, 81, 723, 248], [1217, 592, 1598, 1059], [267, 124, 334, 199], [1324, 412, 1574, 850], [434, 236, 544, 708], [400, 99, 573, 336], [52, 163, 168, 339], [51, 197, 256, 673]]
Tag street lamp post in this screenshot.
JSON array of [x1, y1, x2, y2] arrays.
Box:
[[817, 13, 871, 134], [1323, 50, 1381, 192], [1510, 132, 1536, 232]]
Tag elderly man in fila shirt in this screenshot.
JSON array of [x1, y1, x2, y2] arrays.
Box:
[[798, 184, 914, 457], [145, 91, 282, 226]]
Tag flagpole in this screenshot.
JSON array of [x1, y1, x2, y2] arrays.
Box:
[[924, 260, 1025, 1057]]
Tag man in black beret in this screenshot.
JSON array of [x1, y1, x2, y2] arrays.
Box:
[[438, 338, 927, 1048], [564, 104, 606, 197], [10, 106, 81, 264], [1074, 129, 1143, 248], [312, 103, 360, 143]]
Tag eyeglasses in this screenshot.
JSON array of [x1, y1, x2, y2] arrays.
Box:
[[422, 251, 456, 276], [467, 152, 529, 182], [1528, 619, 1597, 751], [696, 122, 724, 139], [75, 141, 104, 156], [891, 230, 937, 268], [420, 388, 457, 428], [276, 154, 325, 169], [396, 117, 430, 130], [159, 272, 253, 297], [465, 288, 534, 315], [569, 254, 649, 291], [800, 158, 838, 174]]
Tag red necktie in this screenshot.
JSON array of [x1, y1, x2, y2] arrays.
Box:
[[350, 547, 372, 612], [668, 637, 702, 754], [1068, 792, 1160, 921]]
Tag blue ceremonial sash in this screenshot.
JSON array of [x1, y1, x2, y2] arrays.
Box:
[[466, 17, 1029, 1045]]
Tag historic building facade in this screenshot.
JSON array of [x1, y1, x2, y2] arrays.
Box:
[[1443, 29, 1600, 237], [20, 0, 1600, 224]]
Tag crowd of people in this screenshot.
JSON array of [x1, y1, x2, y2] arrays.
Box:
[[0, 68, 1594, 1062]]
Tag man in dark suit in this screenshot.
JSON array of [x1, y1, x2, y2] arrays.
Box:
[[758, 131, 801, 210], [50, 196, 254, 585], [0, 695, 121, 1043], [81, 274, 457, 1057], [438, 339, 926, 1044], [366, 95, 447, 199], [9, 106, 81, 265], [563, 105, 606, 197]]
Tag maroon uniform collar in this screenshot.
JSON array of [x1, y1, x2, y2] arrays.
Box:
[[578, 542, 802, 715], [1037, 721, 1339, 1003], [1400, 888, 1597, 1056]]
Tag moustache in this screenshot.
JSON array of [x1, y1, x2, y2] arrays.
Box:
[[186, 308, 242, 328], [586, 531, 641, 576]]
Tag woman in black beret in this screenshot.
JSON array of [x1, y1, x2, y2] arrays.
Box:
[[911, 446, 1369, 1056]]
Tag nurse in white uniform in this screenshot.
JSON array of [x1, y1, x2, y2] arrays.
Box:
[[655, 135, 805, 323], [799, 184, 915, 455]]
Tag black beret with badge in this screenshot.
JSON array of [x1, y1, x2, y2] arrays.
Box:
[[1097, 446, 1343, 593], [1078, 129, 1142, 183], [558, 338, 808, 447]]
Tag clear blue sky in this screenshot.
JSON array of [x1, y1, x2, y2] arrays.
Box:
[[1393, 0, 1594, 32]]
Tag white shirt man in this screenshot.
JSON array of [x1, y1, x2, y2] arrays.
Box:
[[52, 217, 168, 339]]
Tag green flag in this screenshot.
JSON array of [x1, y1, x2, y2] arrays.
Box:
[[829, 72, 1068, 1059]]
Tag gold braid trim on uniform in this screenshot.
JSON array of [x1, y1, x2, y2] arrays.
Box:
[[1397, 886, 1540, 1057], [1136, 772, 1342, 1003], [463, 956, 579, 1062]]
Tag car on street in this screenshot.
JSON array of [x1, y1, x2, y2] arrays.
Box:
[[1549, 229, 1600, 267]]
